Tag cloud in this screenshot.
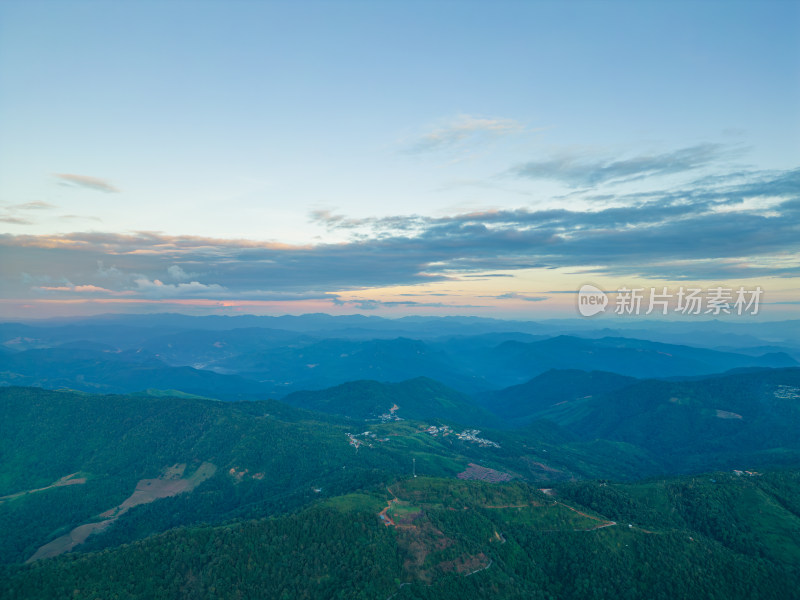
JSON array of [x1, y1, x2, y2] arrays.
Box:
[[405, 114, 523, 154], [96, 262, 127, 281], [167, 265, 195, 281], [496, 292, 549, 302], [0, 201, 90, 226], [10, 201, 56, 210], [2, 167, 798, 304], [0, 216, 33, 225], [133, 277, 227, 298], [511, 143, 730, 187], [60, 214, 103, 222], [310, 209, 428, 237], [22, 273, 73, 287], [35, 284, 122, 295], [54, 173, 119, 193], [333, 297, 487, 310]]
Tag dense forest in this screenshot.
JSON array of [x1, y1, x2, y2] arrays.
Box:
[[3, 473, 799, 599], [2, 349, 800, 598]]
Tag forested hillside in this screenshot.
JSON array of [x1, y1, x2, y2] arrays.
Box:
[[2, 359, 800, 599], [0, 386, 621, 566], [3, 365, 800, 573], [4, 472, 799, 599]]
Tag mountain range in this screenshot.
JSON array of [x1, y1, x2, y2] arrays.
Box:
[[2, 314, 797, 397], [1, 314, 799, 598]]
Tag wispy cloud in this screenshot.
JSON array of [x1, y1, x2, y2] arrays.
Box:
[[405, 114, 523, 154], [511, 143, 731, 187], [34, 284, 124, 295], [10, 201, 56, 210], [54, 173, 119, 193], [0, 201, 56, 226], [60, 214, 103, 222], [0, 216, 33, 225], [495, 292, 549, 302], [333, 297, 487, 310]]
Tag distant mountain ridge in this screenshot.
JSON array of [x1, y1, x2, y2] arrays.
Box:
[[2, 316, 796, 397], [486, 335, 797, 381], [0, 347, 272, 400]]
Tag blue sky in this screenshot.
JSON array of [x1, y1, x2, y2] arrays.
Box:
[[0, 0, 798, 319]]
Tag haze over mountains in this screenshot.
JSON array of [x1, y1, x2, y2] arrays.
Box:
[[2, 313, 800, 598], [1, 314, 798, 398]]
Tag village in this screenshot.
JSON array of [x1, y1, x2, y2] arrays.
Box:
[[376, 403, 403, 423], [773, 385, 800, 400], [732, 470, 761, 477], [421, 423, 500, 448], [345, 431, 390, 450], [346, 407, 503, 453], [454, 429, 501, 448]]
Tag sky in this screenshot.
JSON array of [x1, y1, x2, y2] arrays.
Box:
[[0, 0, 798, 320]]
